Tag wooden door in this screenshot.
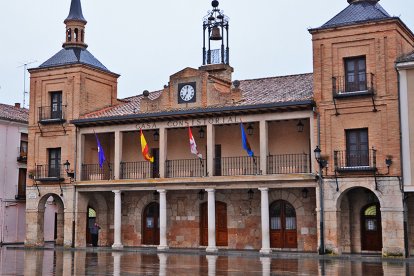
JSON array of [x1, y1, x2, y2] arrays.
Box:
[[142, 202, 160, 245], [48, 148, 61, 177], [152, 148, 160, 178], [270, 200, 297, 248], [346, 128, 369, 167], [361, 203, 382, 251], [200, 201, 228, 246], [86, 207, 96, 245]]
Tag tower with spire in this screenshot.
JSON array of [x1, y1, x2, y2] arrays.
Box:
[[63, 0, 87, 49]]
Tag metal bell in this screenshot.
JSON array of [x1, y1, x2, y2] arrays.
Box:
[[210, 26, 222, 40]]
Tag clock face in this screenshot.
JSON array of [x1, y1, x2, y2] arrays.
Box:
[[178, 83, 196, 103]]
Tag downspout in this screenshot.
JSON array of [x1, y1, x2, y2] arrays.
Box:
[[396, 67, 409, 257], [72, 126, 78, 248], [317, 110, 325, 255]]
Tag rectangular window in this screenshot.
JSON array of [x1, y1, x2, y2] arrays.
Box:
[[19, 133, 28, 161], [18, 168, 27, 198], [346, 128, 369, 167], [344, 56, 367, 92], [50, 91, 62, 119], [48, 148, 61, 177]]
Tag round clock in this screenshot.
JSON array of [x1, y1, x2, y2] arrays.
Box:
[[179, 84, 195, 102]]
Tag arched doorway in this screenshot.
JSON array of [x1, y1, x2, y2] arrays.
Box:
[[200, 201, 228, 246], [86, 207, 96, 246], [269, 200, 297, 248], [361, 203, 382, 251], [142, 202, 159, 245]]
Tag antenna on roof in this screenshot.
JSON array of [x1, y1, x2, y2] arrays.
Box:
[[17, 60, 37, 109]]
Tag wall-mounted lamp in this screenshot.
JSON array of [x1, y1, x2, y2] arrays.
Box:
[[301, 188, 309, 199], [297, 120, 304, 132], [198, 190, 205, 200], [385, 156, 392, 174], [198, 128, 205, 139], [248, 189, 254, 200], [314, 146, 327, 169], [153, 130, 159, 141], [63, 160, 75, 182], [247, 123, 254, 136], [153, 191, 159, 201]]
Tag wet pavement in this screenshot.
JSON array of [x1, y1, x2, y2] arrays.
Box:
[[0, 246, 413, 275]]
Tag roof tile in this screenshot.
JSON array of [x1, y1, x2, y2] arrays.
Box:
[[0, 103, 29, 123]]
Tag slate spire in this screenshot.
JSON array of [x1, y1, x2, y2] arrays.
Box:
[[65, 0, 87, 24], [63, 0, 88, 49]]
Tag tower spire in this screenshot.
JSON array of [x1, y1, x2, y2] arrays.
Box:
[[63, 0, 88, 49]]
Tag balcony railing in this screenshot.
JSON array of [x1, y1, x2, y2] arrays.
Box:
[[215, 156, 260, 176], [166, 159, 207, 178], [38, 105, 66, 124], [267, 154, 310, 174], [34, 164, 65, 181], [332, 73, 375, 98], [334, 149, 377, 172], [17, 147, 28, 162], [81, 163, 113, 181], [120, 161, 157, 179]]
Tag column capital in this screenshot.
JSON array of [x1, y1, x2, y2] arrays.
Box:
[[112, 190, 121, 194], [259, 187, 269, 192], [205, 188, 215, 193], [157, 189, 167, 194]]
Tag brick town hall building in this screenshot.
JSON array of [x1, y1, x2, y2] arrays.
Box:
[[25, 0, 414, 256]]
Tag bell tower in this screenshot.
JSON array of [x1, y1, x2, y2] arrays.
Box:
[[63, 0, 87, 48], [200, 0, 233, 81]]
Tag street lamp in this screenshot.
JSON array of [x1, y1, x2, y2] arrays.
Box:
[[296, 120, 304, 132], [247, 123, 254, 136], [314, 146, 327, 169], [64, 160, 75, 181], [153, 130, 159, 141], [198, 128, 205, 139], [198, 190, 205, 200]]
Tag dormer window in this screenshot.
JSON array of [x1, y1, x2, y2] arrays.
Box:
[[344, 56, 367, 92]]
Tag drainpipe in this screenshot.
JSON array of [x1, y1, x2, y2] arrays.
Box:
[[71, 126, 78, 248], [396, 67, 409, 257], [317, 110, 325, 255]]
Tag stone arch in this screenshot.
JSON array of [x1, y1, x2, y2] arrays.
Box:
[[36, 193, 64, 246], [269, 189, 305, 216], [136, 192, 158, 245], [335, 185, 383, 212], [215, 190, 235, 216]]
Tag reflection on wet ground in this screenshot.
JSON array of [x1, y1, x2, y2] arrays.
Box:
[[0, 247, 413, 275]]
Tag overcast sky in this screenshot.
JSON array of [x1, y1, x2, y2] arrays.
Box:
[[1, 0, 413, 107]]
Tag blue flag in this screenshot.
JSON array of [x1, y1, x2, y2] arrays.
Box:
[[240, 123, 254, 157], [95, 133, 106, 168]]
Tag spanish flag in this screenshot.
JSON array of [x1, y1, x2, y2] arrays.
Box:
[[140, 129, 154, 162]]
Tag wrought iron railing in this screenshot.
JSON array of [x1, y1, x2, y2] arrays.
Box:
[[120, 161, 156, 179], [166, 159, 207, 178], [203, 48, 229, 65], [334, 149, 376, 172], [81, 163, 113, 181], [332, 73, 374, 97], [38, 105, 66, 123], [17, 147, 28, 162], [214, 156, 260, 176], [34, 164, 65, 181], [267, 154, 310, 174]]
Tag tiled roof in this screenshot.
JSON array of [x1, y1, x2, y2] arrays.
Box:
[[0, 103, 29, 124], [82, 73, 313, 119], [397, 51, 414, 63], [38, 47, 111, 73], [318, 1, 391, 30]]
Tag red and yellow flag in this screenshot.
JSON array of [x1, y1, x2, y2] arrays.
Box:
[[140, 129, 154, 163]]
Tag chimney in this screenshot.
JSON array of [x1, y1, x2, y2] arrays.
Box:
[[14, 103, 21, 108]]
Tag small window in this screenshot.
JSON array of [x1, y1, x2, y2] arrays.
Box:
[[67, 28, 72, 42], [19, 133, 28, 160], [344, 56, 367, 92]]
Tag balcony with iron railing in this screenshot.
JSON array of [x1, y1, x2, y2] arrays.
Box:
[[81, 163, 114, 181], [120, 161, 158, 179], [267, 154, 310, 174], [334, 149, 377, 172], [38, 105, 66, 124], [17, 147, 28, 163], [214, 156, 261, 176], [332, 73, 375, 98], [33, 164, 66, 182], [166, 159, 207, 178]]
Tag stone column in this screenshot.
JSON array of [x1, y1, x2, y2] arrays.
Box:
[[112, 190, 123, 248], [158, 189, 169, 250], [159, 127, 167, 178], [206, 124, 215, 177], [114, 131, 123, 180], [259, 188, 271, 254], [206, 255, 218, 276], [206, 188, 218, 252], [259, 120, 268, 175]]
